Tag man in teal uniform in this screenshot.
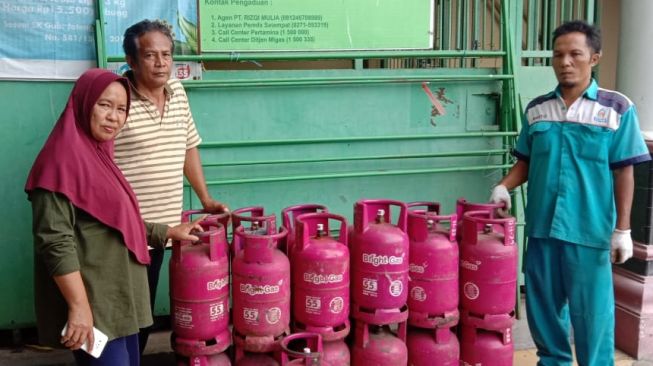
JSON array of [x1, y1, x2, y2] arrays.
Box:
[[490, 20, 650, 365]]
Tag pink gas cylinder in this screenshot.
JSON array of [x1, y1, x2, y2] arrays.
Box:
[[460, 211, 517, 316], [292, 212, 350, 340], [177, 353, 232, 366], [170, 224, 231, 357], [183, 209, 231, 232], [460, 309, 515, 334], [281, 204, 328, 258], [203, 213, 231, 233], [407, 327, 459, 366], [406, 201, 444, 238], [406, 203, 459, 329], [235, 352, 279, 366], [322, 340, 350, 366], [351, 321, 408, 366], [455, 198, 505, 241], [351, 199, 409, 325], [231, 206, 277, 256], [407, 202, 440, 218], [459, 323, 513, 366], [280, 332, 326, 365], [181, 210, 231, 253], [232, 224, 290, 352]]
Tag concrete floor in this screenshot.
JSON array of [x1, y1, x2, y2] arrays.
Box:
[[513, 349, 641, 366], [0, 297, 650, 365], [0, 338, 641, 365], [0, 327, 647, 366]]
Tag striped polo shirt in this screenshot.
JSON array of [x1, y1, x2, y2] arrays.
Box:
[[114, 74, 201, 229], [514, 79, 650, 248]]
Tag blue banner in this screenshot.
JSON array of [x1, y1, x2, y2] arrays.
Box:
[[0, 1, 96, 61], [0, 0, 199, 79]]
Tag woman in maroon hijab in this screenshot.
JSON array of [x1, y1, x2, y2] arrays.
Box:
[[25, 69, 202, 365]]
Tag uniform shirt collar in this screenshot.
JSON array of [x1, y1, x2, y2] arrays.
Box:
[[553, 78, 598, 100]]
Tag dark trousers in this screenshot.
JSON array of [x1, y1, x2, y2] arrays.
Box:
[[73, 333, 139, 366], [138, 247, 165, 355]]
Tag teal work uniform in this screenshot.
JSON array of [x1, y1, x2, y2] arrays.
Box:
[[514, 80, 650, 365]]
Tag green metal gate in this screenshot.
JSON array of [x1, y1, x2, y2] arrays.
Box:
[[0, 0, 598, 329], [101, 0, 523, 318]]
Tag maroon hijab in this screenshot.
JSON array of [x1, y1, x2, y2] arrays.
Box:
[[25, 68, 150, 264]]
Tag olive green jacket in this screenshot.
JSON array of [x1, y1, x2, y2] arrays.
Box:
[[30, 189, 168, 347]]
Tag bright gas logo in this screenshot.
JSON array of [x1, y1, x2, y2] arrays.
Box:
[[240, 283, 280, 296], [207, 277, 229, 291], [362, 253, 403, 266], [303, 272, 343, 284], [409, 263, 426, 273], [460, 260, 480, 271]]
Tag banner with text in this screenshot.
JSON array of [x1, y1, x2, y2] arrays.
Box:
[[199, 0, 434, 52], [0, 0, 198, 80]]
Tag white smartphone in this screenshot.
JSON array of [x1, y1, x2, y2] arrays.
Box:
[[61, 324, 108, 358]]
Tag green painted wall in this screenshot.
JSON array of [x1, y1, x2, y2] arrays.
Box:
[[0, 0, 601, 331], [0, 68, 510, 327], [0, 81, 75, 327], [188, 68, 507, 214]]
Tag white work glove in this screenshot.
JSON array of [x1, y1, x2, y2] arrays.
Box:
[[489, 184, 511, 217], [611, 228, 633, 264]]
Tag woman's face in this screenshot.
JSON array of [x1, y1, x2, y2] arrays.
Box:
[[90, 81, 128, 142]]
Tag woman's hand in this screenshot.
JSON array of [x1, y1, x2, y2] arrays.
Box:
[[61, 303, 94, 351], [53, 271, 94, 351], [167, 215, 206, 241]]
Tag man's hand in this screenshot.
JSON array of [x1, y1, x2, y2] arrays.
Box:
[[201, 197, 230, 215], [611, 228, 633, 264], [490, 184, 511, 217]]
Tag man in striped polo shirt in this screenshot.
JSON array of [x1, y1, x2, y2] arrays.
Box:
[[490, 21, 650, 364], [114, 19, 229, 354]]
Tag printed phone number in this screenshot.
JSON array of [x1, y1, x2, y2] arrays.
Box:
[[213, 35, 316, 44], [292, 22, 328, 29]]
